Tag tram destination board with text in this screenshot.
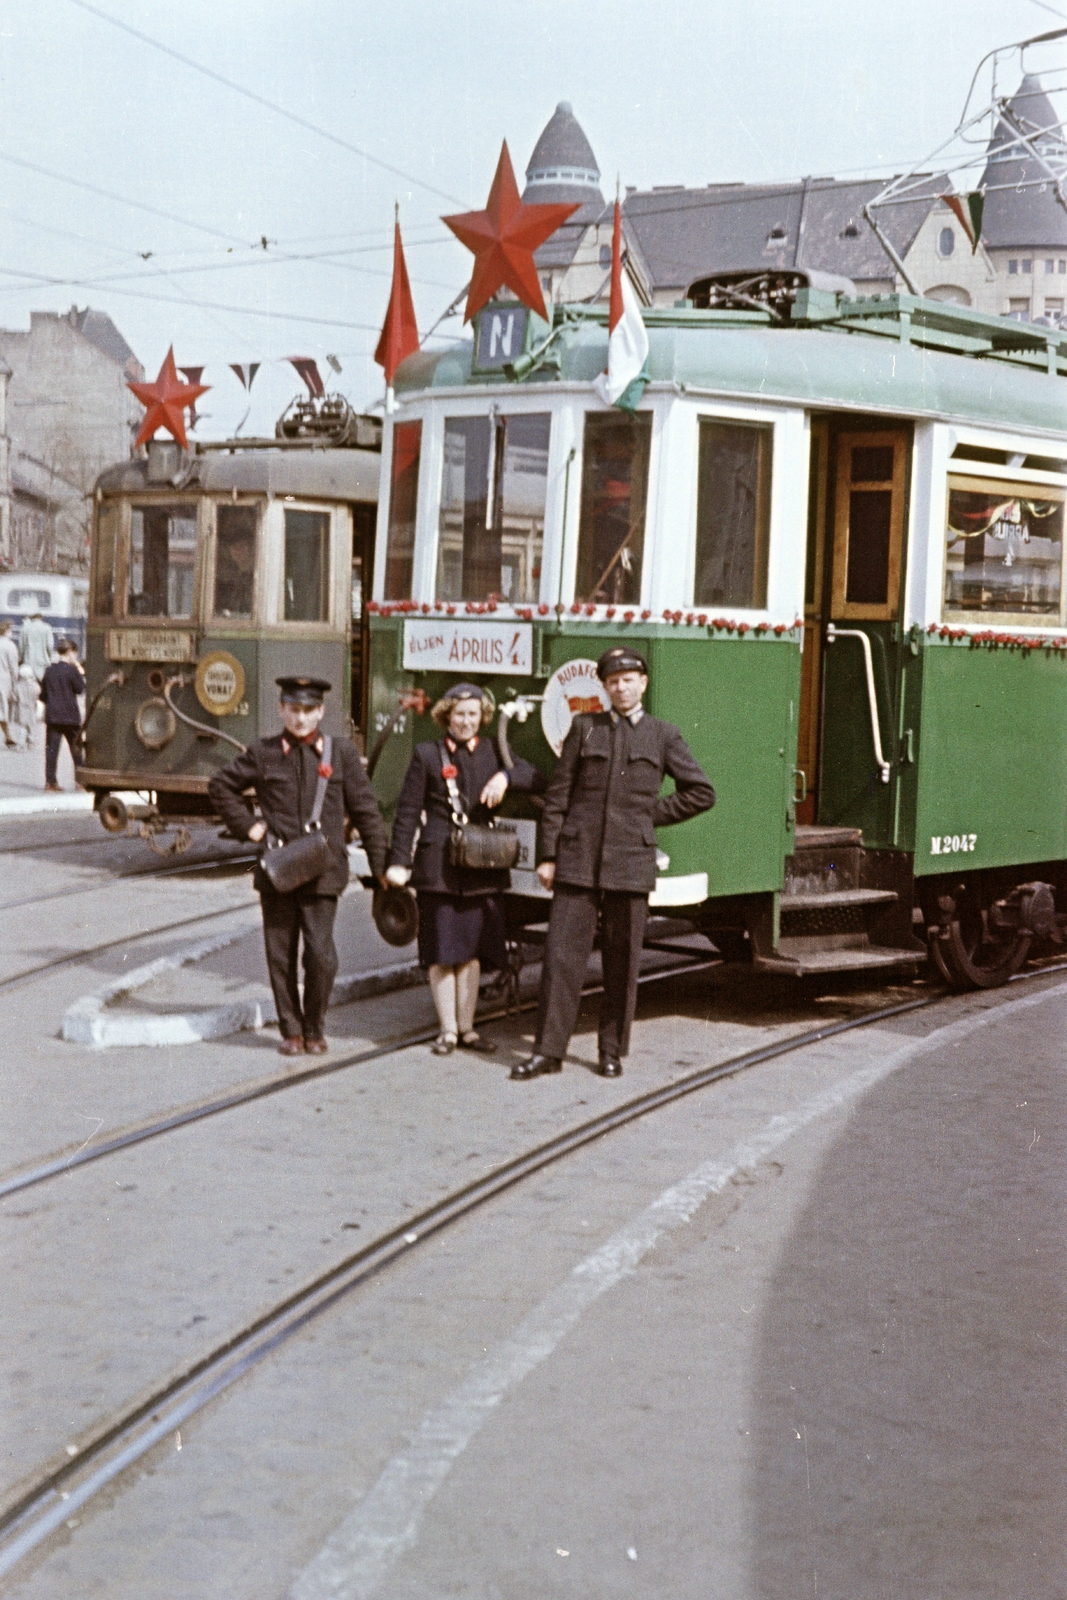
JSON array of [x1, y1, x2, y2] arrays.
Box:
[[402, 619, 532, 675]]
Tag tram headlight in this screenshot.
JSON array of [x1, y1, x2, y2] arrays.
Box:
[[134, 696, 178, 751]]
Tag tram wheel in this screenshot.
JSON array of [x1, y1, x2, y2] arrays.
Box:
[[930, 892, 1031, 990]]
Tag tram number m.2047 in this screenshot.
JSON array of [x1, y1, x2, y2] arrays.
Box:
[[931, 833, 978, 856]]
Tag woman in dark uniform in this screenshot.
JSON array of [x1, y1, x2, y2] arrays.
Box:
[[385, 683, 544, 1055]]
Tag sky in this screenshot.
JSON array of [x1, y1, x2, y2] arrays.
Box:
[[0, 0, 1063, 438]]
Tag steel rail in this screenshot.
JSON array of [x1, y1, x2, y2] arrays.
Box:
[[0, 957, 719, 1199], [0, 975, 946, 1567], [2, 957, 1066, 1574], [0, 851, 256, 915]]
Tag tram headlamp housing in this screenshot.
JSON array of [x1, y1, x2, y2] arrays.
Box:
[[134, 696, 178, 751]]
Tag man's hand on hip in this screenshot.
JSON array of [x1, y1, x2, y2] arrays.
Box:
[[537, 861, 556, 890]]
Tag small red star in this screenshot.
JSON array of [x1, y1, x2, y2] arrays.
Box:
[[128, 347, 209, 450], [442, 142, 579, 323]]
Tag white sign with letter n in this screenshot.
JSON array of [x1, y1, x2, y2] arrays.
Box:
[[402, 619, 533, 676]]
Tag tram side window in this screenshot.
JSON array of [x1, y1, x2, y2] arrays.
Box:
[[575, 412, 652, 606], [437, 414, 549, 603], [128, 504, 197, 618], [92, 500, 121, 616], [214, 504, 257, 618], [943, 476, 1065, 619], [384, 420, 421, 600], [694, 420, 771, 608], [284, 509, 330, 622]]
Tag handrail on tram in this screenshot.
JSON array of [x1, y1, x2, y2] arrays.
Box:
[[825, 624, 891, 784]]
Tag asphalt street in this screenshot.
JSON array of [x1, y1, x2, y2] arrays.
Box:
[[0, 814, 1062, 1599]]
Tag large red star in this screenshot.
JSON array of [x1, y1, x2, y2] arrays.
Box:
[[128, 347, 210, 450], [442, 142, 579, 323]]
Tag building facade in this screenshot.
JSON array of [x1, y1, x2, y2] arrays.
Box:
[[0, 306, 143, 574], [527, 79, 1064, 325]]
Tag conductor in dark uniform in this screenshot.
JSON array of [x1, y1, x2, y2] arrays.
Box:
[[513, 647, 715, 1082], [208, 676, 388, 1057]]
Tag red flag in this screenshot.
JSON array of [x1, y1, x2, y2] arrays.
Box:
[[375, 218, 420, 384]]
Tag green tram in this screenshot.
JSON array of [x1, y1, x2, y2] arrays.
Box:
[[83, 272, 1067, 988]]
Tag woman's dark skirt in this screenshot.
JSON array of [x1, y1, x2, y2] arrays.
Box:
[[416, 891, 507, 971]]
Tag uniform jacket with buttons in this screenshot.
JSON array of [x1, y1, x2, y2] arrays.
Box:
[[388, 737, 545, 896], [208, 733, 388, 897], [539, 711, 715, 893]]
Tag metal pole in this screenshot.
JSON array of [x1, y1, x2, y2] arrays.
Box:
[[862, 205, 922, 297]]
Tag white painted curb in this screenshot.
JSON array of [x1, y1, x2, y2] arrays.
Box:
[[61, 917, 426, 1048]]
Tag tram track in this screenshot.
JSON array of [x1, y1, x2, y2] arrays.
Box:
[[0, 967, 976, 1575], [0, 850, 256, 916], [2, 956, 1065, 1578]]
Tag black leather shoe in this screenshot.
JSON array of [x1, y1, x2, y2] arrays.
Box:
[[596, 1054, 623, 1077], [510, 1053, 562, 1081]]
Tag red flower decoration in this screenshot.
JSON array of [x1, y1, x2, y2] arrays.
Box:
[[697, 614, 708, 626], [538, 603, 549, 616], [570, 602, 582, 615], [318, 763, 333, 780], [446, 604, 456, 615], [641, 609, 651, 620], [584, 604, 596, 616], [623, 610, 635, 623], [441, 764, 458, 780], [605, 606, 616, 618]]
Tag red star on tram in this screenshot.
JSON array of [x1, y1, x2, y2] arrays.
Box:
[[442, 142, 579, 323], [128, 347, 210, 450]]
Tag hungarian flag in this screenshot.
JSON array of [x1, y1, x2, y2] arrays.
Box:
[[942, 191, 984, 255], [593, 196, 649, 412], [375, 217, 420, 385]]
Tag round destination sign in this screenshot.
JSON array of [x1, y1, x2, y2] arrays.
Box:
[[194, 650, 246, 717], [540, 658, 611, 756]]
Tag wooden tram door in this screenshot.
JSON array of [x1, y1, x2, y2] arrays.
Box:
[[815, 426, 910, 844], [796, 420, 829, 824], [350, 502, 376, 751]]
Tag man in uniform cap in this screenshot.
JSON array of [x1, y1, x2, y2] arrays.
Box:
[[513, 646, 715, 1081], [209, 676, 388, 1055]]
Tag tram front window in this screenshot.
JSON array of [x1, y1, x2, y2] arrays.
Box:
[[384, 420, 421, 600], [437, 413, 549, 603], [214, 504, 257, 618], [128, 504, 197, 618], [694, 420, 771, 608], [575, 412, 651, 606], [92, 500, 121, 616], [284, 509, 330, 621]]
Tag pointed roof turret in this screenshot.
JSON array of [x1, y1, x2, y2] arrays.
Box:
[[523, 102, 603, 207], [980, 74, 1067, 248]]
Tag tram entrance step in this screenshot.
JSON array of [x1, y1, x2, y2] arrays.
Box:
[[779, 887, 898, 912], [753, 946, 925, 977]]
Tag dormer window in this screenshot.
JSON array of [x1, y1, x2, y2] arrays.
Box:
[[767, 225, 788, 244], [841, 221, 860, 239]]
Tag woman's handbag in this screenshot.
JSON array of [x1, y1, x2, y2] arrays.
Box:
[[261, 737, 334, 893], [440, 743, 519, 872]]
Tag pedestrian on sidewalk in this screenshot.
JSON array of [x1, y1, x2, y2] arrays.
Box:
[[208, 675, 389, 1058], [13, 666, 41, 749], [513, 647, 715, 1084], [18, 611, 54, 683], [0, 622, 18, 748], [385, 682, 545, 1057], [39, 638, 85, 791]]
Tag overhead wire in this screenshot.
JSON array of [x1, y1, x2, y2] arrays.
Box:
[[66, 0, 469, 209]]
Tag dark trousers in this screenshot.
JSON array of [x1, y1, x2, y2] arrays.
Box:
[[535, 883, 648, 1060], [45, 723, 82, 785], [260, 888, 339, 1040]]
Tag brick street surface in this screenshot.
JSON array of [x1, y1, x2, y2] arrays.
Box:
[[0, 814, 1063, 1598]]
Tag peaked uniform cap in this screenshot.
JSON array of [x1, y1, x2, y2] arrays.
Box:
[[277, 675, 332, 704], [597, 647, 649, 680]]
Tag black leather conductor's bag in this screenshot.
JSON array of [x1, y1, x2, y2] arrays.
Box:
[[440, 743, 519, 872], [260, 736, 334, 893]]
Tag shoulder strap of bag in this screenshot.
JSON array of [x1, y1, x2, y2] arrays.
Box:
[[307, 735, 332, 831], [439, 740, 468, 827]]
